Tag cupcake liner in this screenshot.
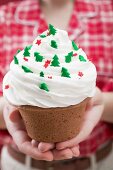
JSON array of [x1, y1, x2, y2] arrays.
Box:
[[18, 98, 89, 142]]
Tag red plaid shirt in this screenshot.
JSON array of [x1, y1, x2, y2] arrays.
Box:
[[0, 0, 113, 156]]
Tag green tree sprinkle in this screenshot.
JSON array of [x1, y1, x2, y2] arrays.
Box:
[[65, 51, 73, 63], [17, 49, 21, 54], [40, 71, 44, 77], [61, 67, 71, 78], [49, 24, 57, 35], [22, 66, 33, 73], [72, 41, 79, 51], [39, 83, 49, 92], [34, 52, 44, 62], [79, 55, 87, 62], [51, 40, 58, 49], [23, 47, 30, 57], [14, 56, 19, 64], [51, 55, 60, 67], [39, 34, 46, 38]]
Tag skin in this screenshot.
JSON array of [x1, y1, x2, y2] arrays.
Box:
[[0, 97, 6, 129], [40, 0, 73, 30]]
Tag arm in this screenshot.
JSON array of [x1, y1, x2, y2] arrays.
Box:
[[101, 92, 113, 123], [0, 97, 6, 129]]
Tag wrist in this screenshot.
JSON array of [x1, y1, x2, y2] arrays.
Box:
[[101, 92, 113, 123], [0, 97, 7, 129]]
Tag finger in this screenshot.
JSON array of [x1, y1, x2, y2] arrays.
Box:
[[12, 130, 53, 161], [71, 145, 80, 157], [38, 142, 55, 152], [56, 119, 93, 150], [56, 104, 103, 150], [9, 109, 22, 122], [3, 107, 19, 134], [19, 141, 53, 161], [53, 148, 73, 160], [31, 140, 39, 147], [12, 129, 31, 146]]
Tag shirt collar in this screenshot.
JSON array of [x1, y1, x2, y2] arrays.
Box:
[[14, 0, 98, 38], [14, 0, 40, 27], [14, 0, 97, 26], [69, 0, 98, 40]]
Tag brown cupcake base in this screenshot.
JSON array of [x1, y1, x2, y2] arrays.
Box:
[[18, 98, 89, 142]]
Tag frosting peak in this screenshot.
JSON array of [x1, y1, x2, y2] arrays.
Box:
[[3, 25, 97, 108]]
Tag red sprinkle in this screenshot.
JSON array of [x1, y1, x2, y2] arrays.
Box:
[[73, 53, 77, 57], [78, 71, 84, 77], [5, 85, 9, 89], [44, 60, 51, 68], [23, 57, 28, 61], [48, 76, 52, 79], [36, 40, 41, 45]]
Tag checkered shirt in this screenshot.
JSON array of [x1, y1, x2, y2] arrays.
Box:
[[0, 0, 113, 156]]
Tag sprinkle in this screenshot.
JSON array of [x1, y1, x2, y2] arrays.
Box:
[[65, 51, 73, 63], [36, 40, 41, 45], [49, 24, 57, 35], [40, 71, 44, 77], [51, 40, 58, 49], [23, 57, 28, 61], [61, 67, 71, 78], [79, 55, 87, 62], [48, 76, 52, 79], [17, 49, 21, 54], [5, 85, 9, 89], [39, 83, 49, 92], [51, 54, 60, 67], [23, 47, 30, 57], [34, 52, 44, 62], [78, 71, 84, 77], [22, 66, 33, 73], [27, 45, 32, 50], [39, 34, 46, 38], [14, 56, 19, 64], [44, 60, 51, 68], [73, 53, 77, 57], [72, 41, 79, 51]]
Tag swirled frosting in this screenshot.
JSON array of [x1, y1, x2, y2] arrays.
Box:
[[3, 25, 97, 108]]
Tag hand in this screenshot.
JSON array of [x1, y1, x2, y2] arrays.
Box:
[[3, 103, 80, 161], [3, 103, 55, 161], [55, 87, 104, 150], [35, 87, 104, 160], [4, 103, 79, 160]]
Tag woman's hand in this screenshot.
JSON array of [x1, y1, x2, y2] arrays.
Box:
[[56, 87, 104, 150], [0, 97, 6, 129], [39, 87, 104, 157], [3, 103, 79, 160], [3, 103, 55, 161]]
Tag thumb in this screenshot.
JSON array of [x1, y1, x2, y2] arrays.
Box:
[[4, 104, 22, 123], [9, 109, 22, 123]]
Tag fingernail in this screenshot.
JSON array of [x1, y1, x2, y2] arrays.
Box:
[[38, 147, 46, 152], [66, 155, 72, 159]]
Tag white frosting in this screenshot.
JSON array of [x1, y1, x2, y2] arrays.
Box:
[[3, 27, 97, 108]]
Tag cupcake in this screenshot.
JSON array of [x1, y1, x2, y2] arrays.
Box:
[[3, 25, 97, 142]]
